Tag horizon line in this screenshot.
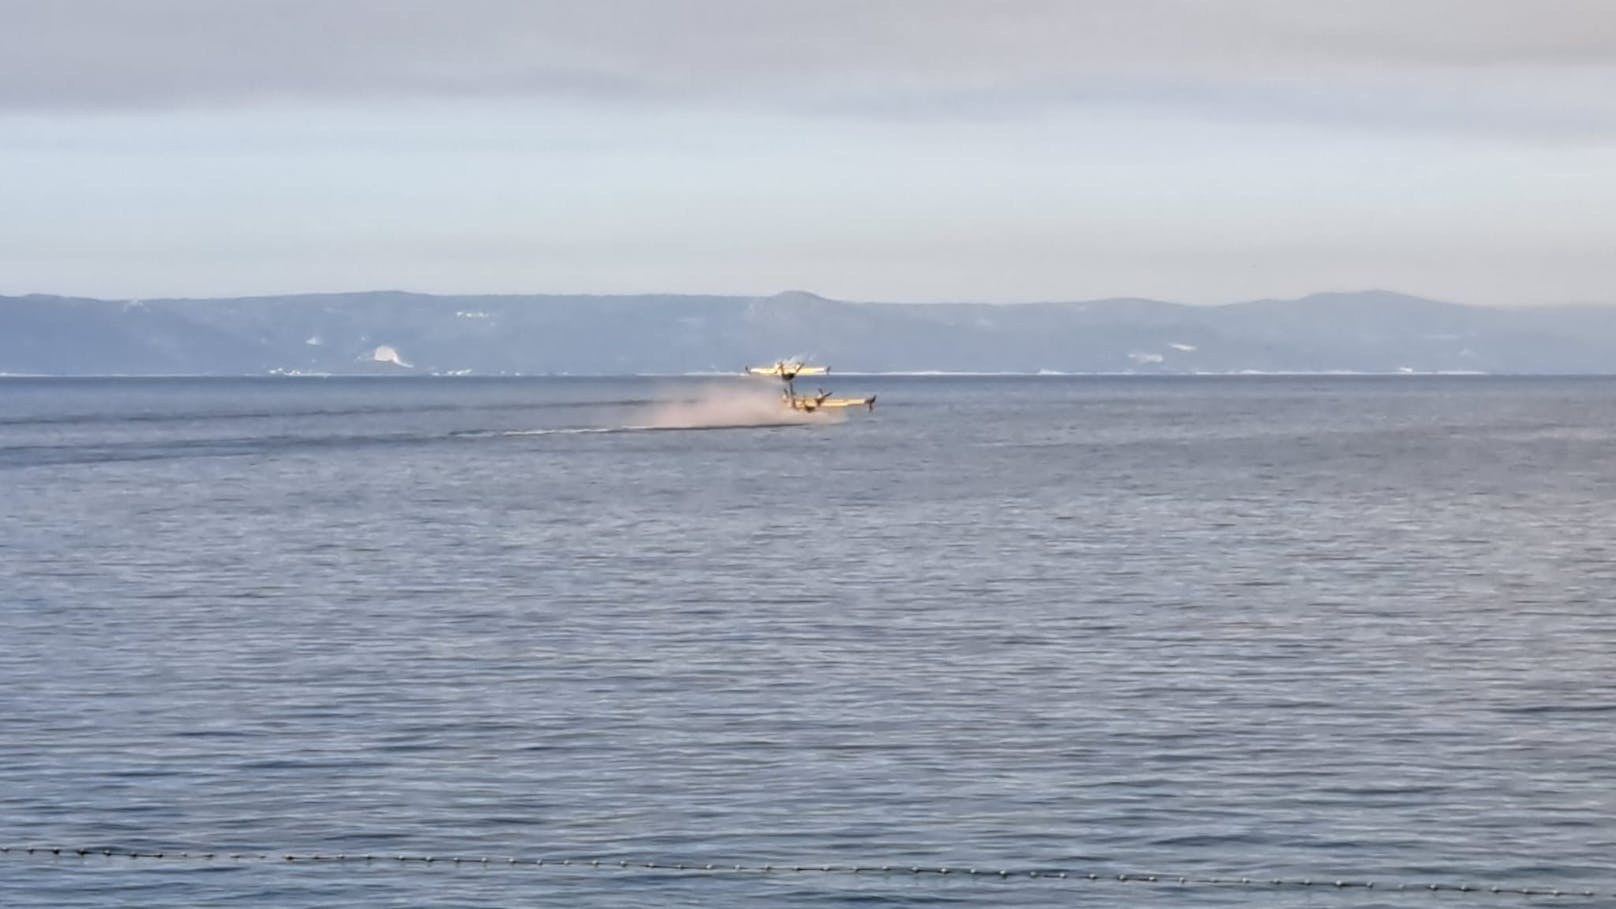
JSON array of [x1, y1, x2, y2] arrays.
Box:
[[6, 287, 1612, 310]]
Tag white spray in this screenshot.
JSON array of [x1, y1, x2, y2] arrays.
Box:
[[633, 382, 842, 430]]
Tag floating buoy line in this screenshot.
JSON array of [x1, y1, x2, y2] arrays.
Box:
[[3, 845, 1610, 901]]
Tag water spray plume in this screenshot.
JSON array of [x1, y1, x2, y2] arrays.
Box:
[[635, 383, 841, 430]]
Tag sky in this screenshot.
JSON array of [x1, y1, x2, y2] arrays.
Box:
[[2, 0, 1613, 305]]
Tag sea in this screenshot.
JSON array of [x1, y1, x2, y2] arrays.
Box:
[[2, 375, 1614, 908]]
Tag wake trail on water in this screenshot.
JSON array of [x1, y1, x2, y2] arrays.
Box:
[[500, 384, 836, 435], [0, 387, 833, 467]]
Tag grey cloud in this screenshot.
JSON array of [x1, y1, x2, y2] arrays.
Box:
[[3, 0, 1615, 133]]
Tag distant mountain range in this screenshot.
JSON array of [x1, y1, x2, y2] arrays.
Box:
[[2, 289, 1613, 375]]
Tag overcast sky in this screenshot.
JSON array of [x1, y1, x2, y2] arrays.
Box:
[[2, 0, 1613, 304]]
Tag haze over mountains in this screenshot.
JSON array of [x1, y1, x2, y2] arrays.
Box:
[[2, 290, 1613, 376]]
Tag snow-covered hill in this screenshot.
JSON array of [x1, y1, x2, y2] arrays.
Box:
[[2, 289, 1612, 375]]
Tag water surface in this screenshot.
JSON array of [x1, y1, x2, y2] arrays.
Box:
[[3, 376, 1615, 907]]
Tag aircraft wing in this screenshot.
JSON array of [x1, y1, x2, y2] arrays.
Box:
[[745, 363, 829, 377]]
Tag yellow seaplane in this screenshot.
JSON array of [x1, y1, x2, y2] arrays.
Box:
[[744, 360, 876, 413]]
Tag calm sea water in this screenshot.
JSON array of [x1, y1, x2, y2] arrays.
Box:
[[3, 376, 1615, 907]]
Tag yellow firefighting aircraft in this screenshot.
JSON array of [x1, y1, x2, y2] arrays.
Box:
[[744, 360, 876, 413]]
